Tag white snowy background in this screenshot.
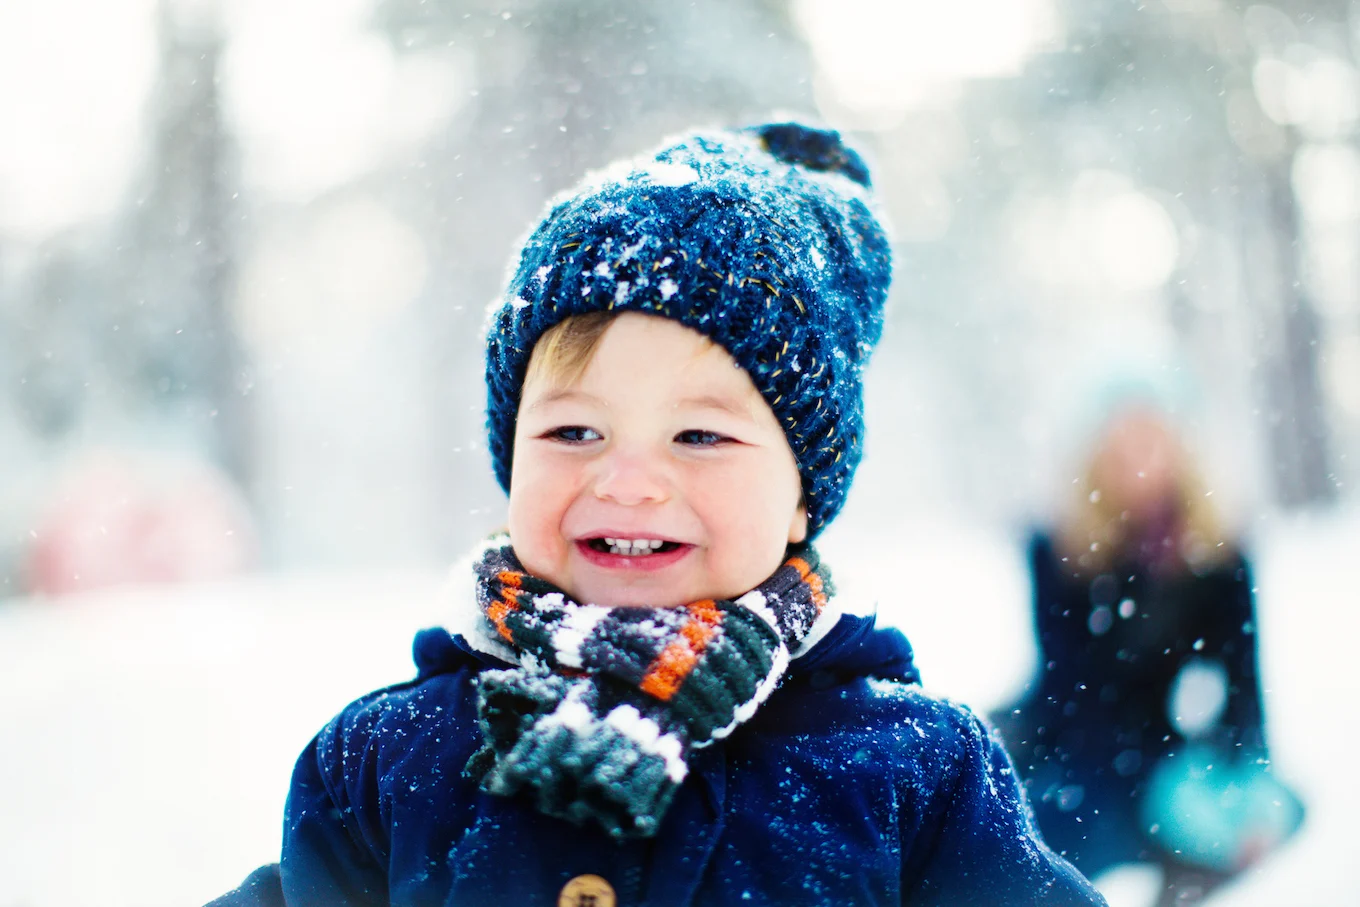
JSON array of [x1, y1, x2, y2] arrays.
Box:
[[1, 0, 1358, 905]]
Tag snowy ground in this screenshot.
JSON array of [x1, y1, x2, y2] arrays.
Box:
[[1, 513, 1355, 907]]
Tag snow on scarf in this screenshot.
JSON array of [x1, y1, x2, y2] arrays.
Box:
[[465, 534, 833, 838]]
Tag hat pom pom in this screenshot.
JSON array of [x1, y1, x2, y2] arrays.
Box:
[[757, 123, 871, 188]]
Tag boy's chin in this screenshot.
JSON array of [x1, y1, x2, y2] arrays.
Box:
[[569, 575, 716, 610]]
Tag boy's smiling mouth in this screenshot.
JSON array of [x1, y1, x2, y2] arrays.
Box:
[[587, 537, 682, 556], [575, 535, 693, 571]]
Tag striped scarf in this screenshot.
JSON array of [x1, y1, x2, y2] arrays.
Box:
[[464, 534, 833, 838]]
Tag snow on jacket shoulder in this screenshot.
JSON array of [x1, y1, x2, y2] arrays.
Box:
[[208, 613, 1105, 907]]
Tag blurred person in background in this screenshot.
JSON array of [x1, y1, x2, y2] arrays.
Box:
[[991, 391, 1304, 906]]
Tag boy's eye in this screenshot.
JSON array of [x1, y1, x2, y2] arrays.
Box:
[[675, 429, 730, 447], [545, 426, 601, 444]]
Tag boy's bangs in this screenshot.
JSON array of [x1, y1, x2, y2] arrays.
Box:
[[524, 311, 619, 389], [524, 311, 720, 389]]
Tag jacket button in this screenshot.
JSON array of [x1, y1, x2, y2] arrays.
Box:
[[558, 873, 616, 907]]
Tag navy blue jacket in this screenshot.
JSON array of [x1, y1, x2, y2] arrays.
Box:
[[990, 531, 1269, 874], [211, 613, 1104, 907]]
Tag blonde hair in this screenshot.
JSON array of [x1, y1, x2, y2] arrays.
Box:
[[523, 311, 723, 389], [1056, 430, 1232, 575], [523, 312, 620, 389]]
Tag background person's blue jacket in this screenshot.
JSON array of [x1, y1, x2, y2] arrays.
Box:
[[210, 613, 1104, 907]]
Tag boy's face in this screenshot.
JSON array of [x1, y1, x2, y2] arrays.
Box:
[[509, 313, 808, 609]]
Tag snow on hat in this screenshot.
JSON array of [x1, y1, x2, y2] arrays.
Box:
[[484, 122, 892, 537]]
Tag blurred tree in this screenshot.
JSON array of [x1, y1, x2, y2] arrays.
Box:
[[11, 247, 104, 437], [1231, 0, 1348, 507], [112, 0, 253, 488]]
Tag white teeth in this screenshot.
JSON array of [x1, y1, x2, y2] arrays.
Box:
[[599, 537, 668, 556]]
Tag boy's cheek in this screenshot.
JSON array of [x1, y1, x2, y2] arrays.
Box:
[[507, 481, 565, 558], [689, 470, 796, 526]]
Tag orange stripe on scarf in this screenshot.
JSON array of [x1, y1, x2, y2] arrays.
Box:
[[787, 556, 827, 612], [487, 570, 524, 642], [639, 600, 724, 701]]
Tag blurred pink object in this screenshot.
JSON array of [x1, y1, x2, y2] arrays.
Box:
[[26, 452, 257, 596]]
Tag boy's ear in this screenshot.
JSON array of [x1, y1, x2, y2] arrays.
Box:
[[788, 500, 809, 545]]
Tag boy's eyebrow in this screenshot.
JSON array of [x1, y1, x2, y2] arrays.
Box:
[[676, 393, 756, 419], [524, 389, 756, 419], [522, 388, 604, 412]]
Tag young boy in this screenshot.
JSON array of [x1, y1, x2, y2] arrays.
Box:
[[211, 123, 1105, 906]]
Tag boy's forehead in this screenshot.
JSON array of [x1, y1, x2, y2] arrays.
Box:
[[526, 319, 765, 413], [592, 316, 746, 380]]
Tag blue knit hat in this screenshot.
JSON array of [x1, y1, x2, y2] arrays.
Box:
[[485, 122, 892, 537]]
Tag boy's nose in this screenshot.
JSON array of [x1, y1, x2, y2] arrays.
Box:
[[591, 453, 669, 506]]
